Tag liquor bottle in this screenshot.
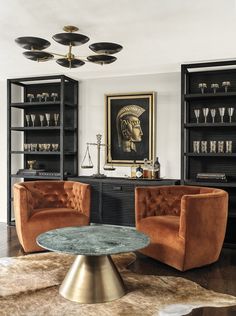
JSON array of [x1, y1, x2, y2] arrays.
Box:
[[131, 160, 137, 178], [136, 165, 143, 178], [143, 158, 149, 178], [153, 157, 160, 179]]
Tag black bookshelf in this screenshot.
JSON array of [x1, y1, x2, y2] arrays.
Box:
[[181, 60, 236, 248], [7, 75, 78, 225]]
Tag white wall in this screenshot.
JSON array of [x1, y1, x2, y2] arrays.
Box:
[[0, 71, 181, 222], [79, 72, 181, 179]]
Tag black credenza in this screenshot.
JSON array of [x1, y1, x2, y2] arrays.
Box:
[[69, 177, 179, 227]]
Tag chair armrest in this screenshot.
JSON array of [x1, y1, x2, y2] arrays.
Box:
[[179, 191, 228, 242], [13, 183, 34, 223], [69, 182, 91, 218]]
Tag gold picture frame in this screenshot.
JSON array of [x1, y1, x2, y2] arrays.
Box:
[[105, 92, 155, 166]]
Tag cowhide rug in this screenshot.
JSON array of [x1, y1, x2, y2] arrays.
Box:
[[0, 252, 236, 316]]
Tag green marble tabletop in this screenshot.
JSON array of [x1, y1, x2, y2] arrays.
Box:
[[36, 225, 150, 256]]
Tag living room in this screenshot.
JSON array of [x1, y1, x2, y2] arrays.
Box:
[[0, 1, 236, 315]]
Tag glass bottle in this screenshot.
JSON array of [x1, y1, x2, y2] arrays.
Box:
[[153, 157, 160, 179], [131, 160, 137, 178], [143, 158, 149, 178], [136, 164, 143, 179]]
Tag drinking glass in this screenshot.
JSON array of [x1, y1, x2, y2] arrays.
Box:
[[194, 109, 200, 124], [30, 144, 38, 151], [210, 141, 217, 153], [25, 114, 30, 127], [45, 113, 50, 127], [27, 94, 34, 102], [202, 107, 209, 123], [51, 144, 59, 151], [218, 141, 224, 153], [219, 107, 225, 123], [222, 81, 231, 92], [201, 141, 208, 153], [42, 92, 49, 102], [210, 108, 216, 123], [30, 114, 36, 127], [198, 83, 207, 94], [39, 114, 45, 127], [211, 83, 219, 93], [228, 107, 234, 123], [193, 141, 200, 153], [38, 144, 44, 151], [51, 93, 58, 102], [226, 141, 232, 153], [37, 94, 42, 102], [53, 113, 59, 126]]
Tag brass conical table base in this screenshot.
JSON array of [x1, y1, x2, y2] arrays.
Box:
[[59, 255, 126, 303]]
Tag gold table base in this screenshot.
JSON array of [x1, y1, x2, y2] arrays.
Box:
[[59, 254, 126, 303]]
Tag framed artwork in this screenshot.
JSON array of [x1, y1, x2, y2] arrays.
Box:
[[105, 92, 155, 166]]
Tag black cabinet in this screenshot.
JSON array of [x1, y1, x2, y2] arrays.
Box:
[[181, 61, 236, 247], [69, 177, 179, 227], [8, 75, 78, 224]]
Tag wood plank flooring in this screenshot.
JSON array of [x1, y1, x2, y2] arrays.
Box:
[[0, 222, 235, 315]]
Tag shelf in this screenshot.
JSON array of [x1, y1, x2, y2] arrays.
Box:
[[10, 127, 76, 131], [185, 153, 236, 157], [10, 151, 77, 155], [10, 101, 76, 108], [184, 92, 236, 100], [184, 123, 236, 128], [184, 180, 236, 187], [10, 174, 62, 179]]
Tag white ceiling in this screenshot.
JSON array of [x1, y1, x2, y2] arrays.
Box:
[[1, 0, 236, 80]]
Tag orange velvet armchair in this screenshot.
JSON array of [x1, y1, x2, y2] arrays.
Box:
[[14, 180, 91, 253], [135, 185, 228, 271]]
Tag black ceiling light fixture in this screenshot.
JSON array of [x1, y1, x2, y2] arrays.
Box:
[[15, 25, 123, 69]]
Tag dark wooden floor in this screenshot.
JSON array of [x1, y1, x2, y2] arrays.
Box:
[[1, 222, 236, 316]]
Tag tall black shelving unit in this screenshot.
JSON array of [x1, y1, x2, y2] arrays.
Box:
[[181, 60, 236, 248], [7, 75, 78, 225]]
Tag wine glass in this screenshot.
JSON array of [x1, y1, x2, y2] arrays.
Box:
[[42, 92, 49, 102], [30, 114, 36, 127], [219, 107, 225, 123], [25, 114, 30, 127], [194, 109, 200, 124], [53, 113, 59, 126], [210, 108, 216, 123], [222, 81, 231, 93], [51, 93, 58, 102], [198, 83, 207, 94], [37, 94, 42, 102], [27, 94, 34, 102], [228, 107, 234, 123], [211, 83, 219, 93], [39, 114, 45, 127], [202, 107, 209, 123], [45, 113, 50, 127]]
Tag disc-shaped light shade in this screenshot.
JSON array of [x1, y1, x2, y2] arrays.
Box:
[[15, 37, 51, 50], [89, 42, 123, 54], [23, 51, 54, 61], [56, 58, 85, 68], [52, 33, 89, 46], [87, 55, 117, 65]]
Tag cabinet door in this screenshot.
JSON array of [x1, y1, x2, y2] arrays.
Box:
[[90, 183, 101, 223], [101, 183, 135, 226]]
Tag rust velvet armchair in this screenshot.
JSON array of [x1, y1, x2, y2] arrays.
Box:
[[135, 185, 228, 271], [14, 180, 91, 253]]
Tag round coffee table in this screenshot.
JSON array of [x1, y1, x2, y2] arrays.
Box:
[[37, 225, 149, 304]]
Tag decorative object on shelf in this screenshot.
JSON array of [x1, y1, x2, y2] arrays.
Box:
[[39, 114, 44, 126], [37, 94, 43, 102], [105, 92, 155, 166], [51, 144, 59, 151], [193, 141, 200, 153], [217, 141, 224, 153], [222, 81, 231, 92], [226, 140, 232, 153], [210, 108, 216, 123], [202, 107, 209, 123], [27, 160, 36, 170], [211, 83, 219, 93], [198, 83, 207, 94], [53, 113, 59, 126], [42, 92, 49, 102], [219, 107, 225, 123], [194, 109, 200, 124], [25, 114, 30, 127], [210, 140, 217, 153], [200, 141, 208, 153], [81, 134, 115, 178], [196, 172, 227, 182], [30, 114, 36, 127], [135, 164, 143, 178], [228, 107, 234, 123], [27, 93, 34, 102], [15, 25, 123, 69], [45, 113, 50, 126], [51, 93, 58, 101]]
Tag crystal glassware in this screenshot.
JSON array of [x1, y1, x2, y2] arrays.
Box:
[[228, 107, 234, 123], [37, 94, 42, 102], [211, 83, 219, 93], [219, 107, 225, 123], [25, 114, 30, 127], [210, 108, 216, 123], [27, 94, 34, 102], [27, 160, 36, 170], [53, 113, 59, 126], [51, 93, 58, 102], [38, 144, 44, 151], [198, 83, 207, 94], [226, 140, 232, 153], [210, 140, 217, 153], [222, 81, 231, 92], [51, 144, 59, 151], [193, 141, 200, 153], [45, 113, 50, 127], [39, 114, 44, 127], [30, 114, 36, 127], [194, 109, 200, 124], [218, 141, 224, 153], [42, 92, 49, 102], [201, 141, 208, 153], [202, 107, 209, 123]]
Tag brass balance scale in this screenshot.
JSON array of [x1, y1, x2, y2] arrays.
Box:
[[81, 134, 115, 178]]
